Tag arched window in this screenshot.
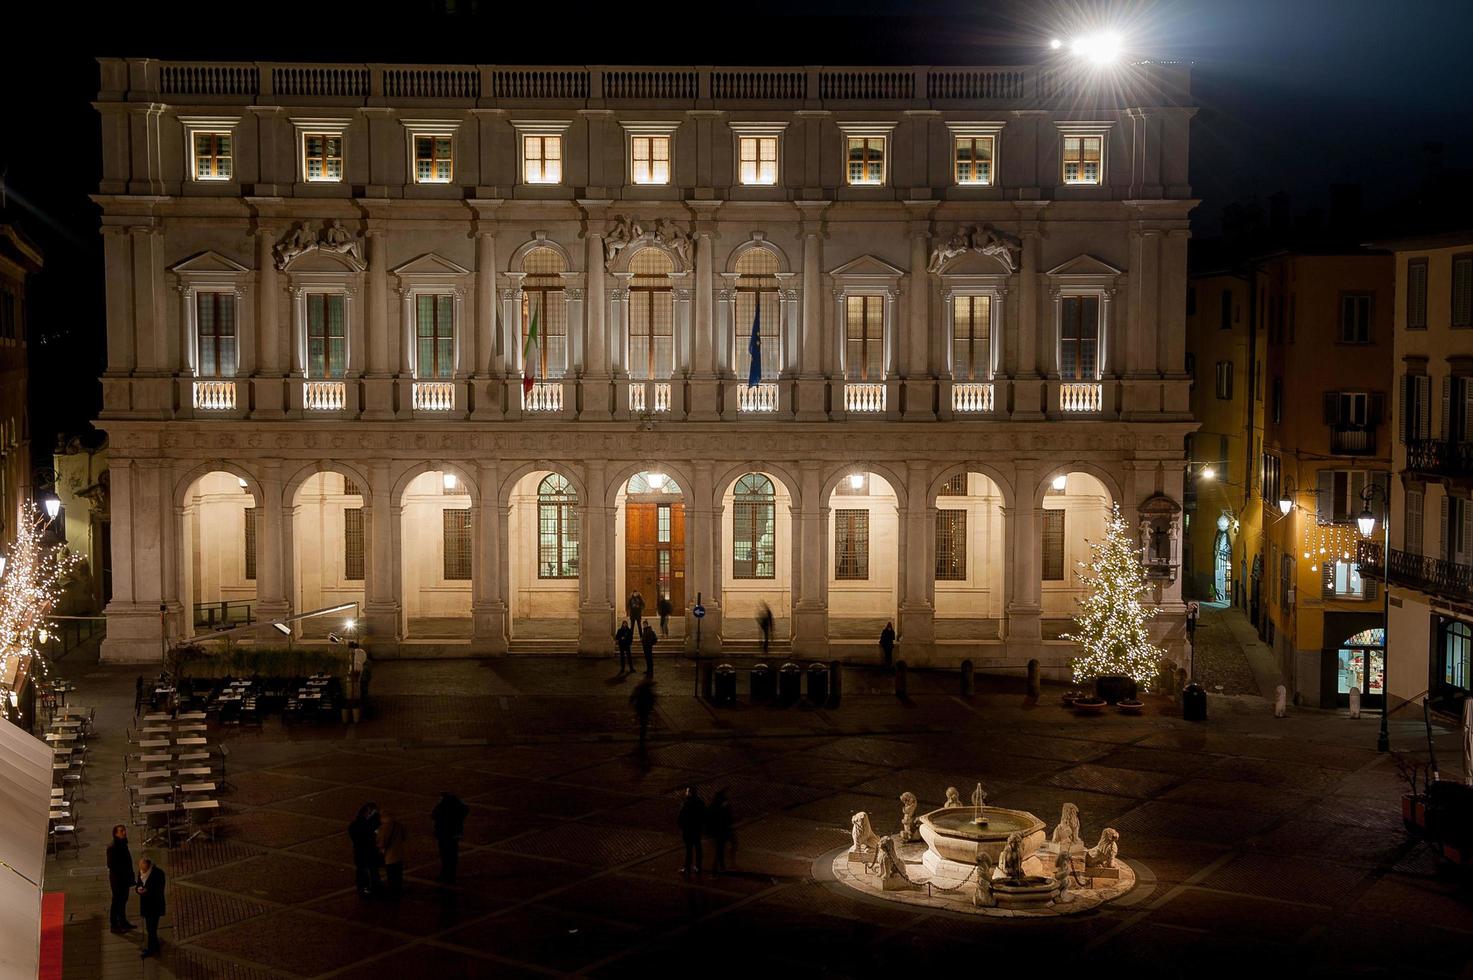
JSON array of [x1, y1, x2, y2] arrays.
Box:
[[537, 474, 579, 579], [732, 474, 776, 579], [629, 248, 674, 380], [1446, 621, 1471, 690], [522, 247, 568, 380], [735, 249, 780, 382]]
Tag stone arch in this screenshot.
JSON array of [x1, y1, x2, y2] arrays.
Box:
[[710, 461, 804, 512], [602, 460, 699, 509], [1034, 462, 1123, 508], [507, 234, 575, 273], [609, 239, 690, 276], [819, 462, 910, 512], [176, 463, 264, 638], [283, 460, 374, 508], [283, 461, 373, 639], [926, 461, 1016, 511], [724, 236, 793, 275], [391, 460, 481, 507], [498, 460, 588, 510], [174, 460, 261, 510]]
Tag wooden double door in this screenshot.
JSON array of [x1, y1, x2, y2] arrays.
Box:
[[626, 500, 685, 614]]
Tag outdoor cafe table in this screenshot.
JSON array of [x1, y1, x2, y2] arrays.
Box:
[[173, 723, 207, 733], [138, 739, 170, 750], [180, 782, 216, 795], [50, 719, 81, 729], [175, 766, 211, 779], [140, 753, 173, 766], [136, 769, 174, 782], [141, 727, 173, 735], [178, 711, 207, 721], [175, 752, 210, 764], [135, 784, 174, 800], [174, 737, 208, 747], [56, 707, 89, 718], [143, 713, 171, 723], [49, 810, 69, 820], [43, 733, 76, 744]]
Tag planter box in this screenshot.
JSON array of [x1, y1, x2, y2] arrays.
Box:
[[1402, 794, 1428, 835], [1094, 675, 1138, 705]]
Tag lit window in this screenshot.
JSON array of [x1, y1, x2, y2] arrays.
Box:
[[952, 295, 991, 380], [631, 135, 670, 185], [846, 137, 885, 185], [443, 509, 472, 581], [845, 295, 884, 381], [732, 474, 776, 580], [628, 249, 675, 381], [835, 509, 870, 580], [522, 247, 568, 380], [304, 133, 344, 182], [524, 135, 562, 184], [196, 292, 238, 378], [306, 293, 347, 379], [1060, 296, 1100, 380], [344, 508, 364, 581], [954, 136, 994, 185], [1062, 135, 1102, 185], [537, 475, 579, 579], [415, 294, 454, 379], [734, 248, 780, 382], [414, 135, 453, 183], [193, 133, 233, 181], [935, 509, 966, 581], [739, 136, 778, 185]]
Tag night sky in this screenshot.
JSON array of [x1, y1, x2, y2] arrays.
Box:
[[4, 0, 1471, 458]]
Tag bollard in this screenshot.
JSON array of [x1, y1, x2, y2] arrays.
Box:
[[961, 659, 975, 697], [1274, 684, 1288, 718], [828, 659, 842, 709], [894, 660, 908, 699], [701, 662, 715, 702], [1348, 685, 1361, 719], [1026, 659, 1042, 698]]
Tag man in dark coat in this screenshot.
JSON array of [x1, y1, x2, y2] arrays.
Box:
[[628, 590, 645, 629], [106, 825, 135, 932], [431, 792, 470, 884], [630, 677, 656, 752], [656, 594, 672, 637], [349, 803, 381, 897], [615, 620, 635, 674], [677, 785, 705, 875], [135, 858, 166, 958], [757, 603, 774, 657], [641, 622, 658, 675], [879, 621, 896, 667]]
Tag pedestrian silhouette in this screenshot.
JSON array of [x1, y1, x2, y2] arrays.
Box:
[[630, 676, 657, 752], [677, 785, 705, 875], [615, 619, 635, 673], [879, 621, 896, 667], [627, 589, 645, 629], [431, 792, 470, 884], [349, 803, 381, 897], [135, 858, 166, 958], [707, 789, 734, 874], [641, 622, 658, 675], [757, 602, 774, 657], [657, 594, 672, 637]]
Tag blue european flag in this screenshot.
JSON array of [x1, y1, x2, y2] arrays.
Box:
[[746, 302, 762, 388]]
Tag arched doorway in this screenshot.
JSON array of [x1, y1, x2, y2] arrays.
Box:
[[1213, 514, 1232, 602], [180, 471, 258, 632], [1335, 627, 1385, 708], [400, 470, 471, 639], [507, 470, 580, 641], [828, 470, 899, 638], [289, 471, 366, 638], [1041, 471, 1113, 629], [720, 472, 793, 643], [614, 471, 685, 637], [932, 471, 1006, 640]]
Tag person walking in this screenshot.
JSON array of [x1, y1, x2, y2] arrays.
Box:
[[656, 593, 672, 637], [757, 602, 774, 658], [349, 803, 381, 898], [706, 789, 734, 875], [106, 825, 135, 933], [135, 858, 166, 959], [879, 621, 896, 668], [630, 676, 656, 753], [377, 809, 407, 897], [640, 621, 658, 675], [627, 589, 645, 629], [677, 785, 705, 875], [615, 619, 635, 674], [431, 792, 470, 884], [133, 676, 144, 718]]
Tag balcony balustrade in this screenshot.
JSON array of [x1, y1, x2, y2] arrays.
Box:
[[844, 382, 887, 414], [523, 381, 563, 413], [629, 381, 672, 414], [1406, 438, 1473, 477], [1358, 540, 1473, 606], [1330, 425, 1376, 455], [952, 381, 994, 414], [192, 379, 237, 411], [736, 382, 780, 413], [412, 381, 455, 412], [303, 380, 346, 411], [1059, 382, 1103, 413]]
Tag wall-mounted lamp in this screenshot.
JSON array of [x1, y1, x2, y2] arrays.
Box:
[[442, 472, 457, 491], [849, 472, 866, 491], [1051, 474, 1068, 492]]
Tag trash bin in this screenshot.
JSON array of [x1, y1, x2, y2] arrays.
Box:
[[806, 662, 829, 705], [750, 663, 774, 702], [714, 664, 737, 706], [1182, 682, 1208, 722], [778, 662, 802, 704]]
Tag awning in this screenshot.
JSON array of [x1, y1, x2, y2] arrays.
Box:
[[0, 719, 54, 979]]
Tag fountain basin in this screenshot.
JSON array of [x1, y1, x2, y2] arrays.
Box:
[[992, 874, 1062, 909], [918, 806, 1046, 878]]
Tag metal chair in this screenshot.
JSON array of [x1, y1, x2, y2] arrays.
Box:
[[48, 822, 77, 858]]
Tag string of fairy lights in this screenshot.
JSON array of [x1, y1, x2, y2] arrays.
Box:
[[0, 504, 78, 717]]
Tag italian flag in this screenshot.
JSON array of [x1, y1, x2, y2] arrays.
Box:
[[522, 298, 540, 396]]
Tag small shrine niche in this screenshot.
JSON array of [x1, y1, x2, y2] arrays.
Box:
[[1137, 494, 1182, 582]]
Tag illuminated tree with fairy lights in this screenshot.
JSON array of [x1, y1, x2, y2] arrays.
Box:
[[1062, 503, 1165, 691], [0, 504, 78, 716]]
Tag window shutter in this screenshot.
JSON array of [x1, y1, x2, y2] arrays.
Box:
[[1400, 376, 1410, 443], [1420, 377, 1433, 439], [1323, 391, 1341, 425], [1369, 392, 1385, 427], [1443, 377, 1452, 440], [1441, 494, 1451, 561], [1316, 470, 1335, 523], [1462, 383, 1473, 445], [1321, 559, 1335, 600], [1406, 490, 1423, 556], [1364, 571, 1377, 602], [1350, 472, 1366, 522], [1462, 500, 1473, 566]]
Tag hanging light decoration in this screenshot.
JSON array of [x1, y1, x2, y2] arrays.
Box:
[[0, 504, 79, 718]]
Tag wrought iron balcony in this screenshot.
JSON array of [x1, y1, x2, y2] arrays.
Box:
[[1358, 540, 1473, 606], [1330, 425, 1376, 455], [1406, 438, 1473, 477]]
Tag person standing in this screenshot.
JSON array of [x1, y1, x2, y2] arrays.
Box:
[[706, 789, 734, 875], [879, 621, 896, 668], [377, 809, 407, 897], [135, 858, 166, 959], [677, 786, 705, 875], [133, 676, 144, 718], [615, 619, 635, 674], [349, 803, 381, 898], [431, 792, 470, 884], [106, 825, 135, 932], [628, 589, 645, 629], [630, 676, 656, 753], [656, 594, 672, 637], [640, 622, 658, 675], [757, 603, 774, 658]]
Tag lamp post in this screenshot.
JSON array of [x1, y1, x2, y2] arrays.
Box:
[[1358, 483, 1391, 753]]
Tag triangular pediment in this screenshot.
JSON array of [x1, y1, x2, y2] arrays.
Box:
[[170, 250, 250, 275], [391, 252, 471, 277], [1046, 254, 1123, 277], [828, 253, 907, 278]]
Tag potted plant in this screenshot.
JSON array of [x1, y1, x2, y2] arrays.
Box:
[[1116, 698, 1145, 715], [1393, 752, 1429, 834]]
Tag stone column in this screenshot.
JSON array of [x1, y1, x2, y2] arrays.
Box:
[[1012, 212, 1045, 419], [688, 204, 720, 420], [253, 225, 286, 417], [471, 229, 500, 419], [582, 216, 612, 420], [100, 457, 167, 663], [363, 461, 401, 643], [684, 461, 722, 654], [472, 460, 507, 651], [903, 209, 935, 420], [363, 227, 394, 419], [791, 460, 829, 656], [578, 460, 615, 653], [1161, 228, 1192, 413], [254, 461, 291, 636], [897, 460, 936, 661], [796, 203, 828, 421], [1005, 460, 1043, 660]]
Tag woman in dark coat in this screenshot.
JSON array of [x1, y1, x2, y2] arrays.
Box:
[[106, 824, 135, 932], [348, 803, 381, 897], [677, 785, 705, 875]]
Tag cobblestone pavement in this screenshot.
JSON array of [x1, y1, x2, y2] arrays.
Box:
[[44, 648, 1472, 979], [1189, 602, 1265, 697]]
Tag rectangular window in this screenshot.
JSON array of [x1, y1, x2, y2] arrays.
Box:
[[344, 507, 364, 581], [306, 294, 347, 378], [523, 135, 562, 184], [845, 295, 885, 381], [442, 508, 472, 580], [1215, 361, 1233, 400], [1325, 559, 1367, 600], [1042, 509, 1066, 581], [1272, 377, 1283, 424], [196, 292, 238, 378], [1339, 293, 1372, 343], [739, 136, 778, 185], [1060, 296, 1100, 380], [1262, 453, 1281, 507], [414, 134, 453, 183], [303, 134, 343, 182], [1220, 288, 1233, 330], [835, 509, 869, 580], [1338, 391, 1369, 426], [1454, 254, 1473, 328], [1402, 374, 1432, 443], [939, 473, 967, 496], [415, 293, 454, 379], [193, 132, 233, 181], [1407, 258, 1428, 329], [952, 295, 991, 381], [846, 137, 885, 185], [0, 289, 12, 342], [1316, 469, 1389, 525], [343, 476, 362, 497], [732, 490, 775, 580], [631, 135, 671, 185], [243, 507, 257, 581], [954, 136, 994, 185], [657, 503, 671, 544], [1219, 436, 1230, 483], [935, 509, 967, 581], [1406, 489, 1424, 556], [1062, 135, 1102, 184], [628, 278, 675, 381]]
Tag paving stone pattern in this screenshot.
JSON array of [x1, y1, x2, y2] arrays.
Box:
[[44, 644, 1473, 979]]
